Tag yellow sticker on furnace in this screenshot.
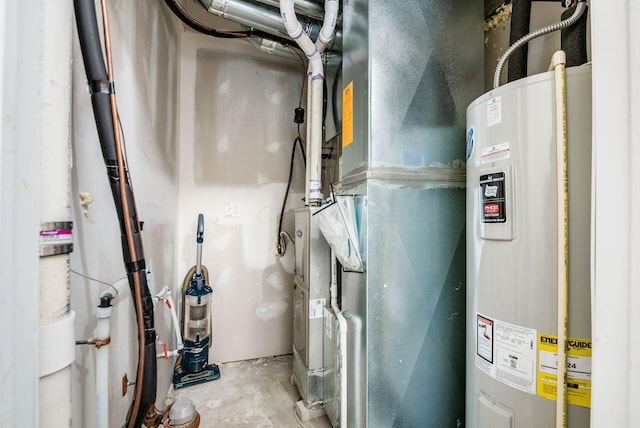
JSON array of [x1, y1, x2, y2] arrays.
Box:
[[537, 334, 592, 407], [342, 81, 354, 148]]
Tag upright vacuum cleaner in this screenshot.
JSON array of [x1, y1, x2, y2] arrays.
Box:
[[173, 214, 220, 388]]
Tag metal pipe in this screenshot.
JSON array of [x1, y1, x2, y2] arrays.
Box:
[[493, 1, 587, 88], [254, 0, 325, 21], [198, 0, 341, 51]]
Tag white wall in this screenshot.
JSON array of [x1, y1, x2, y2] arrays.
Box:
[[177, 32, 305, 363], [70, 1, 180, 427], [590, 1, 640, 426], [0, 2, 44, 426]]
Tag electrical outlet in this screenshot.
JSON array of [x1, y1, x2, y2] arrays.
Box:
[[224, 202, 240, 217]]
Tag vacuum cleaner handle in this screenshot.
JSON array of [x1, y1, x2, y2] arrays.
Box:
[[196, 214, 204, 277], [197, 213, 204, 243]]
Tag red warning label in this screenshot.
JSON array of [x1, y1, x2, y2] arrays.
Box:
[[480, 172, 507, 223]]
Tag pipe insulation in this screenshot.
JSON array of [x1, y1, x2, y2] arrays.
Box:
[[38, 0, 74, 427], [493, 1, 587, 88], [507, 0, 531, 82], [73, 1, 157, 427], [561, 4, 589, 67]]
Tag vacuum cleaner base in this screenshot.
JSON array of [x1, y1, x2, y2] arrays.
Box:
[[173, 364, 220, 389]]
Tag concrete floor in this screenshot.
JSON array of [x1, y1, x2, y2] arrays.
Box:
[[170, 355, 333, 428]]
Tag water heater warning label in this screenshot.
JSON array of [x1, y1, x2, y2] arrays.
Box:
[[480, 172, 507, 223], [476, 313, 537, 395]]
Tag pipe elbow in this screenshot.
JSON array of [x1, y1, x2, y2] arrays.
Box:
[[317, 0, 339, 48], [280, 0, 302, 38], [280, 0, 318, 60]]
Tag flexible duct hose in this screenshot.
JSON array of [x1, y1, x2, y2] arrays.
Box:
[[73, 1, 157, 426], [493, 1, 587, 88]]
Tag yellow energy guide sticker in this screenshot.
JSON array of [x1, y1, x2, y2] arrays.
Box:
[[537, 334, 592, 407], [342, 81, 354, 148]]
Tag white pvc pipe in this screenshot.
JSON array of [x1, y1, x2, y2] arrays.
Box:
[[155, 287, 184, 359], [95, 303, 113, 428], [38, 0, 73, 426], [280, 0, 324, 205], [315, 0, 339, 54], [550, 50, 568, 428], [330, 249, 348, 427]]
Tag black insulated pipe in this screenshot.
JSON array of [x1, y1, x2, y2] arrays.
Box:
[[508, 0, 532, 83], [73, 1, 157, 427], [561, 3, 589, 67]]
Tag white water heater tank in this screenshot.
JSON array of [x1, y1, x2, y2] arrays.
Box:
[[465, 64, 592, 428]]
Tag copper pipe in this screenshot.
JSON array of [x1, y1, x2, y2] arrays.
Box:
[[99, 1, 147, 426]]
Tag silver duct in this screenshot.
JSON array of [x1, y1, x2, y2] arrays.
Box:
[[198, 0, 342, 51], [254, 0, 325, 21]]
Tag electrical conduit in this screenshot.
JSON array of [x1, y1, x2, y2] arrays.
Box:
[[493, 1, 587, 88], [550, 49, 569, 428], [73, 1, 157, 426]]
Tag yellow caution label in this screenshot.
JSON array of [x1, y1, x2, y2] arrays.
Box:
[[537, 334, 591, 407], [342, 81, 354, 148]]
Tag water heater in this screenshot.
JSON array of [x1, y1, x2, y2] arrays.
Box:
[[466, 64, 592, 427]]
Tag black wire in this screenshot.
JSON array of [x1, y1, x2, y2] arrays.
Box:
[[297, 135, 306, 168], [332, 60, 342, 133], [277, 137, 303, 255], [163, 0, 253, 38]]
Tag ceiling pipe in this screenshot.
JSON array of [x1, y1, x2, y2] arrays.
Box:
[[254, 0, 325, 21], [198, 0, 342, 52]]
